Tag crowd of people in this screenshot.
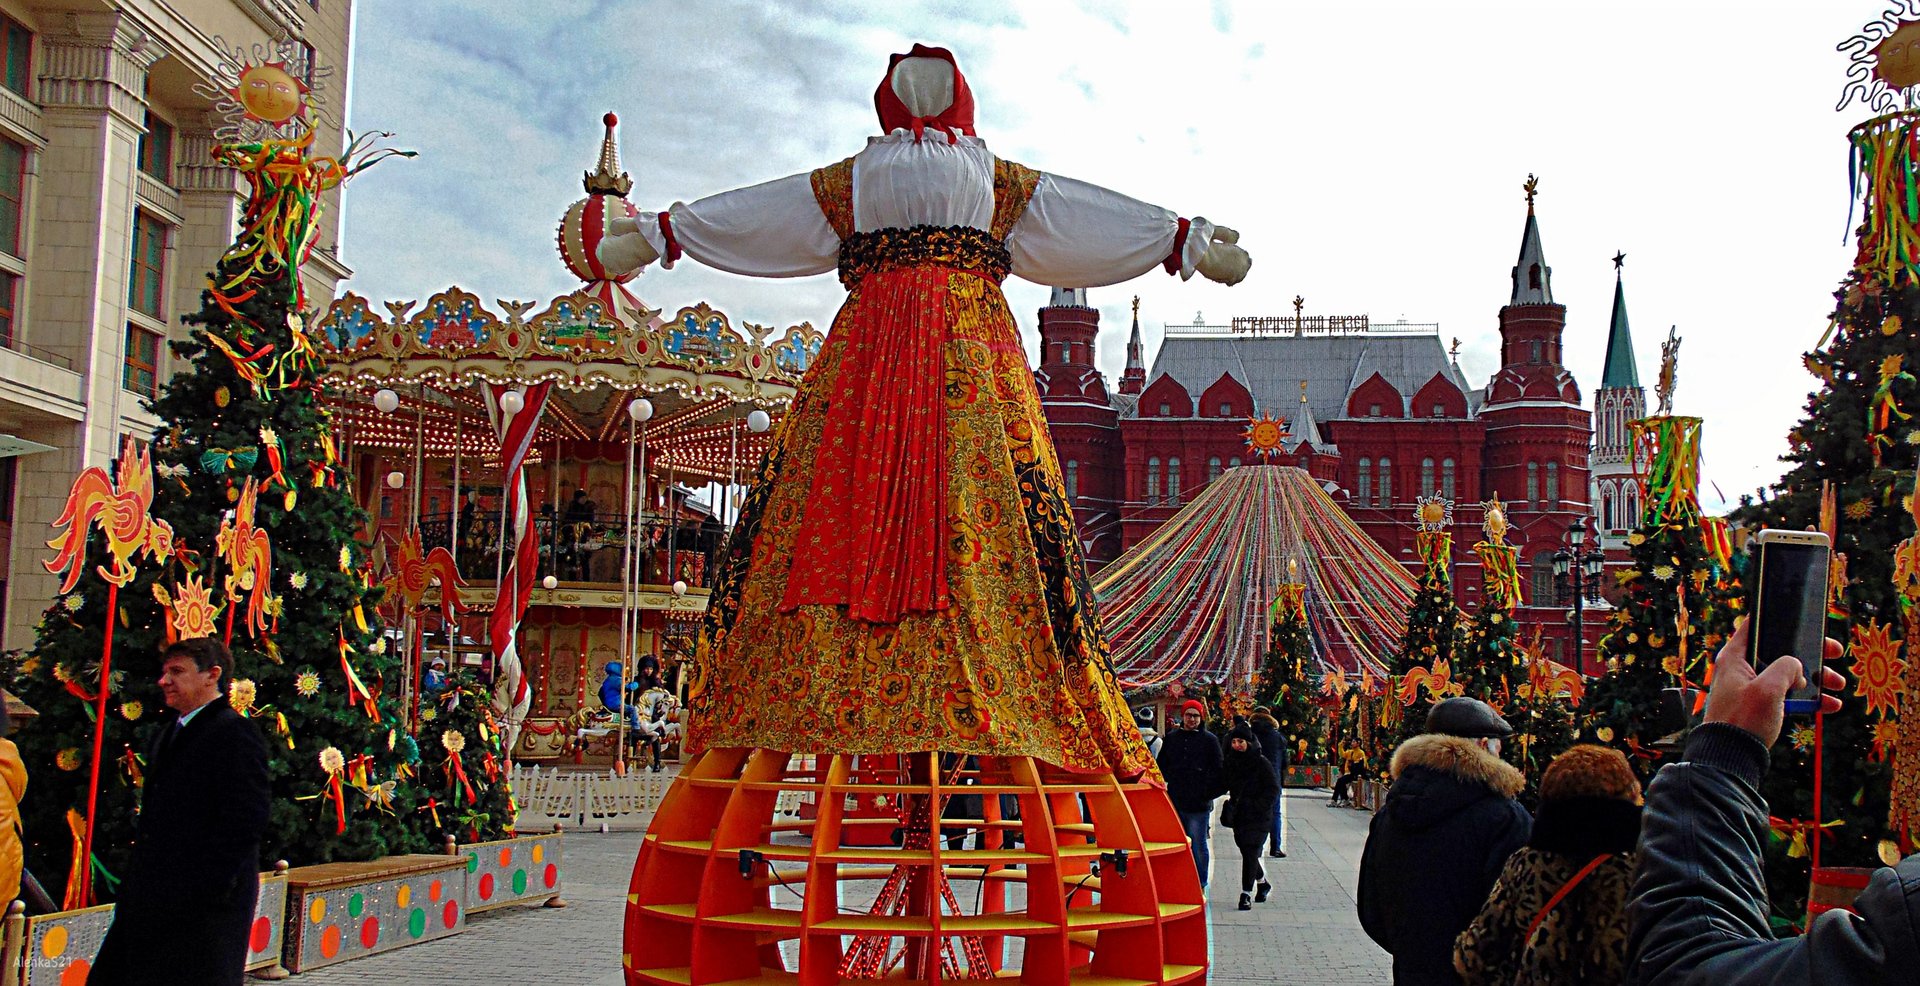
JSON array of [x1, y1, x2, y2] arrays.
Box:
[[5, 626, 1918, 986], [1154, 699, 1290, 909], [1351, 619, 1920, 985]]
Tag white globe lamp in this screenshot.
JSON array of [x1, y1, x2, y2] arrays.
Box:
[[373, 388, 400, 413], [746, 409, 771, 433]]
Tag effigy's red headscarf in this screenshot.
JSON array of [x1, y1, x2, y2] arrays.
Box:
[[874, 43, 974, 142]]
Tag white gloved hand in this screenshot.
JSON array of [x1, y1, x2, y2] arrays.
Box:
[[1195, 225, 1250, 286], [607, 216, 641, 237], [597, 229, 659, 276]]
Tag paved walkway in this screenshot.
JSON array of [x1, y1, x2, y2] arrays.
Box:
[[293, 788, 1389, 985]]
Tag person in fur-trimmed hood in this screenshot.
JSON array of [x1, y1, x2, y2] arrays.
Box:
[[1359, 697, 1532, 986], [1452, 744, 1642, 986]]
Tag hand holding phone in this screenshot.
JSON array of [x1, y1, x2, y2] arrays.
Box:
[[1747, 530, 1833, 714], [1707, 619, 1845, 747]]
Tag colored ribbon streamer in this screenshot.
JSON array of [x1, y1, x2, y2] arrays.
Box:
[[1768, 816, 1845, 859], [337, 633, 379, 720], [1631, 415, 1703, 524], [447, 753, 476, 807], [1849, 112, 1920, 287]]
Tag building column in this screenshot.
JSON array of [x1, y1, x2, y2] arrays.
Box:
[[5, 10, 161, 649]]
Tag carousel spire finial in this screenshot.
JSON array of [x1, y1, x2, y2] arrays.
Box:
[[584, 111, 634, 197]]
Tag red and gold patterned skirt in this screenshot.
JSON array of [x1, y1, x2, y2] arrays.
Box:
[[688, 244, 1154, 780]]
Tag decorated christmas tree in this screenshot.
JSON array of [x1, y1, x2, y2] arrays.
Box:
[[1731, 91, 1920, 910], [416, 668, 515, 845], [1505, 630, 1583, 801], [2, 62, 425, 905], [1581, 381, 1712, 779], [1255, 570, 1324, 763], [1453, 497, 1525, 705], [1322, 666, 1383, 779], [1392, 496, 1462, 741]]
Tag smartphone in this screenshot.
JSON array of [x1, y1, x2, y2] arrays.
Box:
[[1747, 529, 1833, 715]]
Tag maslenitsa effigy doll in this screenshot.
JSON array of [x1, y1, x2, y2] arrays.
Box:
[[597, 44, 1250, 781]]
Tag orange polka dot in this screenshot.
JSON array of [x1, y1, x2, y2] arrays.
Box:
[[429, 879, 442, 901], [60, 960, 91, 986], [319, 925, 342, 959], [497, 847, 513, 868]]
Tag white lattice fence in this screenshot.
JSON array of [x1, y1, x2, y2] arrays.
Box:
[[511, 760, 810, 826]]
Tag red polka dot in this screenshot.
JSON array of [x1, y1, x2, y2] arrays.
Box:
[[478, 872, 494, 900], [250, 916, 272, 953], [543, 863, 557, 888], [360, 917, 380, 950], [319, 925, 342, 959], [442, 900, 459, 929]]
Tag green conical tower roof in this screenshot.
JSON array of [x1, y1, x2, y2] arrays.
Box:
[[1601, 264, 1639, 389]]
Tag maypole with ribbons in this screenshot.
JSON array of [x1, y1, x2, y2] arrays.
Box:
[[1097, 465, 1414, 694]]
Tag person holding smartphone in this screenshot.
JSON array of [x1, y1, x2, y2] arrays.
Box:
[[1625, 618, 1920, 985]]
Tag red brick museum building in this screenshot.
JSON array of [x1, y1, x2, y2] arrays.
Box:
[[1038, 201, 1646, 673]]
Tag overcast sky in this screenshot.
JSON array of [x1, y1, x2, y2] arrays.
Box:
[[341, 1, 1883, 512]]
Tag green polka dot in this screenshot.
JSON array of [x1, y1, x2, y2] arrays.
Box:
[[348, 893, 363, 918], [466, 853, 479, 873], [408, 908, 426, 939], [511, 869, 527, 895]]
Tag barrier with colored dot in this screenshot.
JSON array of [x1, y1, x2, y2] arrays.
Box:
[[459, 830, 564, 913], [282, 854, 469, 973], [2, 865, 289, 985], [1283, 764, 1332, 788]]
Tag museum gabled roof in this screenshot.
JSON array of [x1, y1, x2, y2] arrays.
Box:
[[1135, 326, 1474, 423]]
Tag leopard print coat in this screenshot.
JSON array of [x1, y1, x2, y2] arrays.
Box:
[[1452, 845, 1637, 986]]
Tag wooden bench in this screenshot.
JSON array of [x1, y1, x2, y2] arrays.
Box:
[[282, 854, 467, 972]]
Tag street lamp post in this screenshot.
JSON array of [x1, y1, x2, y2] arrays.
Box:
[[1551, 520, 1607, 672]]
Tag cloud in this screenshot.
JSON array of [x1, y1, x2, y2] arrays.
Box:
[[343, 0, 1864, 513]]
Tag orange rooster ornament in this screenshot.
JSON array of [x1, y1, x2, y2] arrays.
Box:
[[45, 435, 175, 592]]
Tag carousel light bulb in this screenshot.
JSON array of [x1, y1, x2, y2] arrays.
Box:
[[499, 390, 525, 416], [385, 471, 405, 489], [543, 575, 559, 590], [672, 580, 688, 596], [373, 389, 400, 413], [628, 398, 654, 422], [746, 409, 771, 433]]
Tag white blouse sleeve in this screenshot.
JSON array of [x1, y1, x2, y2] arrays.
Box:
[[1006, 172, 1214, 287], [639, 172, 840, 278]]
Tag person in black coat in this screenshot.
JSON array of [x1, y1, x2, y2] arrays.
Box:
[[90, 638, 270, 986], [1155, 698, 1223, 887], [1249, 707, 1288, 856], [1221, 723, 1280, 910], [1358, 697, 1532, 986]]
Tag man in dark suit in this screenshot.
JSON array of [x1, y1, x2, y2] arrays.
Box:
[[89, 637, 270, 986]]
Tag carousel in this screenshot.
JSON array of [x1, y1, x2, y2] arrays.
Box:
[[312, 114, 820, 768]]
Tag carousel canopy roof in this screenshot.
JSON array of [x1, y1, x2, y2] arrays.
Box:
[[313, 113, 824, 482], [1095, 464, 1416, 690]]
